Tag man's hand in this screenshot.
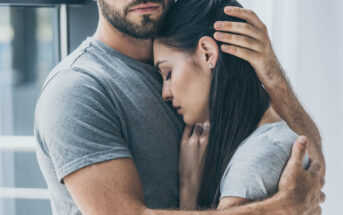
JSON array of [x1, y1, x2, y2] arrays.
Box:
[[214, 6, 326, 178], [278, 136, 325, 215], [213, 6, 282, 87]]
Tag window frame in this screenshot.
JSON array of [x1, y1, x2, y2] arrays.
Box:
[[0, 2, 71, 209], [0, 0, 87, 6], [0, 0, 96, 207]]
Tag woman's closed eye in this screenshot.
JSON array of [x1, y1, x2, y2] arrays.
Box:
[[166, 71, 172, 81], [160, 69, 172, 81]]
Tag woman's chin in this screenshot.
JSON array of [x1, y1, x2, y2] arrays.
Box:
[[182, 115, 194, 125], [183, 115, 204, 126]]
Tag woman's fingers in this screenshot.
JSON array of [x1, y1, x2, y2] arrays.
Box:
[[199, 121, 210, 150], [201, 121, 210, 137], [181, 125, 193, 141], [214, 32, 263, 53], [192, 123, 203, 137], [224, 6, 267, 32]]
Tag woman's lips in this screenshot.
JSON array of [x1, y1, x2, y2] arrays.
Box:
[[176, 107, 182, 114]]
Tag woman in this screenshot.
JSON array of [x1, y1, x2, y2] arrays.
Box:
[[153, 0, 309, 210]]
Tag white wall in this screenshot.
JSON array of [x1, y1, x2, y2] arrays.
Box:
[[240, 0, 343, 214]]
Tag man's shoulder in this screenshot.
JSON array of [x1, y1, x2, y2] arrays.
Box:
[[40, 38, 124, 99]]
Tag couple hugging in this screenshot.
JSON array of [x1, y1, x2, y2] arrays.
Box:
[[35, 0, 325, 214]]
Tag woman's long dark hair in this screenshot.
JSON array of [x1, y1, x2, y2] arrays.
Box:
[[156, 0, 270, 208]]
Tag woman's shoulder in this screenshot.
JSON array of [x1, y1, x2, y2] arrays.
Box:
[[236, 121, 298, 158]]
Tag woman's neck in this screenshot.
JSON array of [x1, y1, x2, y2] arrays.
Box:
[[258, 105, 283, 128]]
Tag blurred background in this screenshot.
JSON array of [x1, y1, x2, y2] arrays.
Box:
[[0, 0, 341, 214]]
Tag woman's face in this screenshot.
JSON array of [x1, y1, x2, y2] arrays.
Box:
[[153, 40, 213, 125]]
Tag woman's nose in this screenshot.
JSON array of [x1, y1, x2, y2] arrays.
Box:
[[162, 83, 173, 102]]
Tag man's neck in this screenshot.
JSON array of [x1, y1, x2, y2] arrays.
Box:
[[94, 17, 154, 64]]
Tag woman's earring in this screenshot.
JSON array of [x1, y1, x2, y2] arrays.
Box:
[[209, 63, 213, 68]]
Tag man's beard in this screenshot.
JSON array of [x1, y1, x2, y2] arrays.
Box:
[[98, 0, 171, 39]]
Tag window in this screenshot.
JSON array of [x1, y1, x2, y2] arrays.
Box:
[[0, 5, 59, 215], [0, 1, 98, 214]]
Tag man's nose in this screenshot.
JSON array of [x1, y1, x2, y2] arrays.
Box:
[[162, 83, 173, 102]]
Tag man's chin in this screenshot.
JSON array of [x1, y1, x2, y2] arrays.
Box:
[[127, 13, 163, 25]]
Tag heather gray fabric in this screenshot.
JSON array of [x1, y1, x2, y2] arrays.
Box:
[[34, 37, 184, 214], [220, 121, 309, 200]]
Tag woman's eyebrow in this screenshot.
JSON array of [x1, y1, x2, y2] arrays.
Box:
[[155, 60, 167, 70]]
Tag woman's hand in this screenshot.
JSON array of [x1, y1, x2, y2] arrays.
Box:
[[179, 121, 210, 210], [213, 6, 284, 87]]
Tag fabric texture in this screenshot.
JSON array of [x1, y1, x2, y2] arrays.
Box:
[[34, 37, 184, 214], [220, 121, 309, 200]]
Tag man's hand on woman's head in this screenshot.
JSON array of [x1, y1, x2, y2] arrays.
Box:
[[278, 136, 325, 215], [213, 6, 283, 87], [215, 5, 326, 184]]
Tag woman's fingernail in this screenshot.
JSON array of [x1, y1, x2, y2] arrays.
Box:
[[196, 123, 203, 127], [204, 121, 210, 127], [215, 22, 224, 28]]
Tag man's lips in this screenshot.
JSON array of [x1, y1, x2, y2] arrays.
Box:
[[129, 3, 161, 13]]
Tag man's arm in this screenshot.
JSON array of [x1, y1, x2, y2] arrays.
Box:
[[215, 138, 324, 215], [64, 139, 323, 215], [213, 6, 325, 171]]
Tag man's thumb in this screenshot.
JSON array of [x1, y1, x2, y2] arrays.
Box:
[[290, 136, 308, 163]]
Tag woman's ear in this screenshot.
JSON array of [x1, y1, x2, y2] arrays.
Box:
[[196, 36, 219, 69]]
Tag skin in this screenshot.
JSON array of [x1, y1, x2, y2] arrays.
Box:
[[175, 6, 326, 211], [153, 37, 217, 125], [64, 1, 325, 215], [153, 37, 288, 209], [94, 0, 171, 63]]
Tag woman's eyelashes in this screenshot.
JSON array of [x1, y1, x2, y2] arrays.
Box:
[[166, 71, 172, 81]]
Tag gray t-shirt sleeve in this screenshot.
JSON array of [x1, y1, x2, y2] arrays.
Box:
[[35, 68, 132, 183], [220, 134, 309, 200]]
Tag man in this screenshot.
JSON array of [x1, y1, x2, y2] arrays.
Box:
[[34, 0, 325, 214]]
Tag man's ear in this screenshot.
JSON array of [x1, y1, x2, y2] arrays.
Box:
[[196, 36, 219, 69]]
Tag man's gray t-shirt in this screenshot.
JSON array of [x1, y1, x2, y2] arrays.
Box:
[[34, 37, 184, 214], [220, 121, 309, 200]]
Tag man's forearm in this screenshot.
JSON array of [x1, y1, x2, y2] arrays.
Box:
[[263, 68, 325, 165], [143, 193, 289, 215]]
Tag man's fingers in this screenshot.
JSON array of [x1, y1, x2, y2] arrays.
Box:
[[320, 191, 326, 203], [214, 21, 264, 41], [224, 6, 266, 31], [320, 176, 325, 188], [214, 32, 263, 53], [305, 206, 322, 215], [220, 44, 259, 64], [308, 159, 322, 173], [314, 206, 322, 215], [289, 136, 308, 166]]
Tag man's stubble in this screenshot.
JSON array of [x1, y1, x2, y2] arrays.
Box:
[[98, 0, 172, 39]]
